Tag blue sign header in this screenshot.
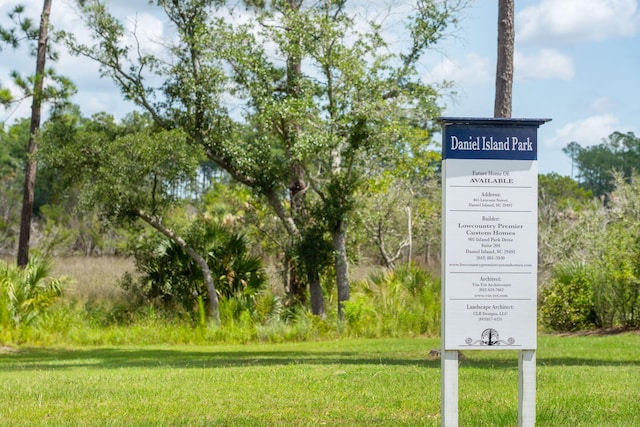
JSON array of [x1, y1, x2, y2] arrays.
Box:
[[439, 118, 550, 160]]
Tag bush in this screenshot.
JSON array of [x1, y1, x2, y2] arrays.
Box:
[[539, 263, 598, 332]]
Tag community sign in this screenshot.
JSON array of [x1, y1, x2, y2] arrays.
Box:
[[440, 117, 549, 350]]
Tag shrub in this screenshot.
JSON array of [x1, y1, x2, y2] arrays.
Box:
[[539, 263, 598, 332], [591, 223, 640, 328]]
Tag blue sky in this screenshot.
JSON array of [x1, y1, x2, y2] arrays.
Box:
[[1, 0, 639, 177]]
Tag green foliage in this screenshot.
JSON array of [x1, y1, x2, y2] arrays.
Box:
[[41, 110, 200, 222], [538, 172, 592, 208], [590, 222, 640, 328], [588, 174, 640, 328], [344, 264, 440, 336], [67, 0, 461, 317], [39, 109, 199, 257], [122, 219, 267, 320], [0, 119, 61, 222], [0, 119, 28, 171], [0, 120, 28, 253], [539, 263, 597, 332], [0, 254, 67, 330], [37, 204, 75, 254]]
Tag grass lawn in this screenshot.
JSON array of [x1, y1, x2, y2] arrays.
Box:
[[1, 334, 639, 426]]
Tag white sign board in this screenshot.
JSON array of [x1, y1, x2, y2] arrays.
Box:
[[441, 119, 547, 351]]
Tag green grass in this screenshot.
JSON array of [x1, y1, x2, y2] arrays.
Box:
[[1, 334, 639, 426]]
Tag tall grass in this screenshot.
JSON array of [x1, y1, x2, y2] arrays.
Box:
[[50, 256, 133, 303], [0, 257, 443, 346]]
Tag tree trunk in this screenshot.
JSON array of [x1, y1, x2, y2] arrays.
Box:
[[283, 0, 324, 316], [17, 0, 51, 267], [333, 219, 349, 320], [181, 245, 219, 324], [136, 210, 220, 323], [405, 206, 412, 267], [371, 226, 408, 269], [494, 0, 514, 119], [285, 247, 306, 305], [307, 265, 325, 319], [425, 240, 432, 266]]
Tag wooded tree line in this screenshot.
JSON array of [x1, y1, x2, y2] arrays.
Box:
[[563, 132, 640, 199], [3, 108, 639, 329], [2, 0, 639, 329]]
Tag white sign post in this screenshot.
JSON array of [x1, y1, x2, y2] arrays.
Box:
[[439, 117, 550, 427]]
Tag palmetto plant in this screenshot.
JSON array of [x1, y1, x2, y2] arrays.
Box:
[[124, 219, 267, 319], [0, 254, 66, 328]]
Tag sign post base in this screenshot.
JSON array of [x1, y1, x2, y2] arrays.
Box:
[[441, 350, 458, 426], [518, 349, 536, 427]]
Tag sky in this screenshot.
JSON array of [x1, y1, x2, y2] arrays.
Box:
[[1, 0, 639, 177]]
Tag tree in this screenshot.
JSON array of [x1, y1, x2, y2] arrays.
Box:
[[0, 2, 75, 267], [538, 173, 592, 209], [359, 174, 413, 269], [0, 120, 29, 254], [562, 141, 581, 179], [65, 0, 462, 318], [494, 0, 514, 118], [6, 1, 51, 267], [41, 110, 222, 322], [357, 130, 442, 269]]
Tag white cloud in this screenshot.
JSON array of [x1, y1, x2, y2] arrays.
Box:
[[517, 0, 640, 44], [544, 114, 619, 148], [423, 53, 493, 86], [515, 49, 575, 80]]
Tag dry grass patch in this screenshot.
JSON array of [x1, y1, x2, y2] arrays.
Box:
[[51, 256, 134, 303]]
